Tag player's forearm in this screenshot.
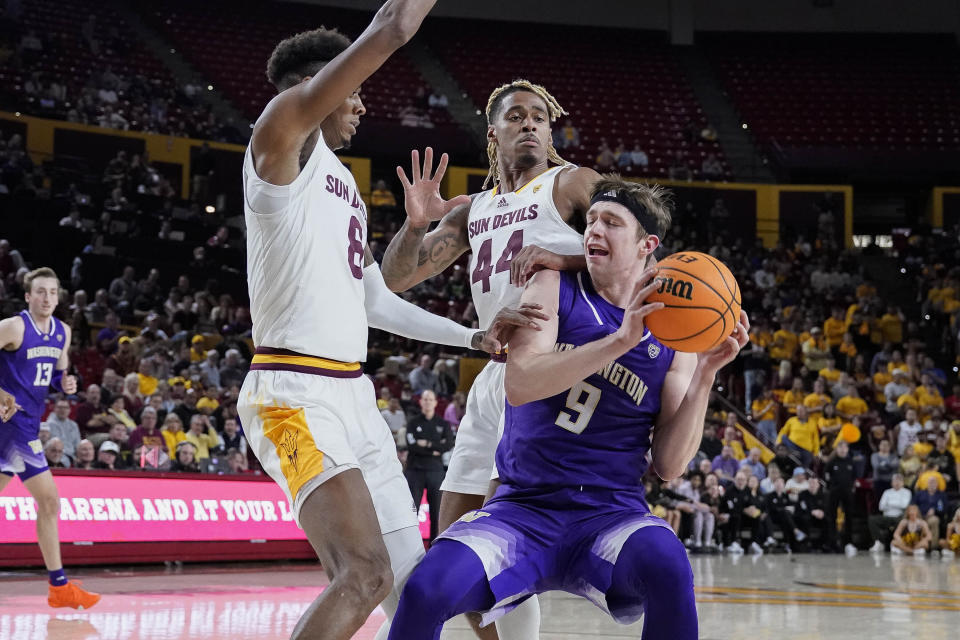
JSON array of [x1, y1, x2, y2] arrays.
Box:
[[651, 369, 713, 480], [375, 0, 437, 44], [505, 333, 632, 406], [381, 219, 428, 290], [364, 262, 476, 348]]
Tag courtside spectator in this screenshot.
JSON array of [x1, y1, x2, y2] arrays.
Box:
[[796, 477, 828, 548], [869, 473, 911, 552], [44, 438, 69, 469], [73, 439, 96, 470], [171, 441, 201, 473], [95, 441, 121, 470], [913, 476, 948, 539]]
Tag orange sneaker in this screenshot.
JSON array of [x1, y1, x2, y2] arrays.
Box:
[[48, 580, 101, 610]]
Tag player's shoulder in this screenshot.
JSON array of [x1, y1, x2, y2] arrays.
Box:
[[555, 165, 601, 193], [0, 313, 25, 334]]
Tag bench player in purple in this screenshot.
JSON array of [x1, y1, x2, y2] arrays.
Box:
[[389, 177, 749, 639], [0, 267, 100, 609]]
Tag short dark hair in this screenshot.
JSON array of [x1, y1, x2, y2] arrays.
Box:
[[266, 28, 352, 90]]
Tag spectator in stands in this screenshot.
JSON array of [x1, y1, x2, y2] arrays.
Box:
[[443, 391, 466, 430], [220, 418, 246, 457], [73, 439, 96, 470], [738, 447, 766, 479], [128, 406, 166, 454], [698, 423, 723, 461], [802, 328, 831, 374], [370, 180, 397, 209], [721, 422, 745, 459], [106, 337, 137, 377], [879, 306, 904, 345], [765, 477, 805, 550], [219, 349, 245, 388], [560, 120, 580, 149], [824, 440, 858, 554], [174, 388, 200, 426], [121, 373, 144, 416], [771, 443, 798, 479], [719, 471, 750, 553], [945, 385, 960, 419], [777, 404, 819, 467], [742, 342, 769, 413], [94, 441, 121, 470], [107, 395, 136, 430], [629, 143, 648, 169], [185, 414, 219, 460], [433, 359, 456, 397], [742, 475, 775, 554], [160, 413, 187, 454], [43, 398, 80, 461], [836, 385, 869, 421], [871, 438, 899, 496], [781, 377, 806, 415], [711, 445, 739, 481], [894, 408, 923, 456], [796, 477, 828, 548], [913, 475, 947, 540], [891, 504, 933, 556], [869, 473, 911, 552], [196, 385, 220, 416], [595, 141, 615, 171], [381, 395, 406, 445], [105, 423, 131, 468], [171, 441, 201, 473], [44, 438, 68, 469], [409, 354, 438, 395], [817, 403, 843, 446]]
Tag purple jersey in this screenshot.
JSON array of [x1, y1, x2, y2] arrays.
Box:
[[497, 270, 675, 493], [0, 311, 65, 425]]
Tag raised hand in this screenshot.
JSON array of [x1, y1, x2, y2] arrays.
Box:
[[396, 147, 472, 230], [698, 310, 750, 377], [614, 267, 663, 349], [510, 245, 566, 287], [0, 387, 22, 422], [472, 303, 550, 353]]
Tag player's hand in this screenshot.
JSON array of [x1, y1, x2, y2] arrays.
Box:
[[0, 388, 22, 422], [62, 374, 77, 395], [397, 147, 471, 230], [697, 310, 750, 377], [510, 245, 566, 287], [613, 266, 663, 349], [473, 303, 550, 353]]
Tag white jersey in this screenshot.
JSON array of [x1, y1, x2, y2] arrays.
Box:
[[243, 137, 369, 362], [467, 165, 584, 329]]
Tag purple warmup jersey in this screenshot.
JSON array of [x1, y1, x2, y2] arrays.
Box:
[[0, 311, 65, 478], [497, 270, 674, 493]]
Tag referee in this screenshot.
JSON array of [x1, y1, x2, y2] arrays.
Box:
[[404, 390, 454, 540]]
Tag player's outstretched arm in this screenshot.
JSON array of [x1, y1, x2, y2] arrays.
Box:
[[505, 268, 662, 406], [651, 310, 750, 480], [251, 0, 436, 185], [381, 148, 473, 291], [363, 248, 543, 352]]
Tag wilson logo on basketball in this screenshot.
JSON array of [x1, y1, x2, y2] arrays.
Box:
[[655, 276, 694, 300]]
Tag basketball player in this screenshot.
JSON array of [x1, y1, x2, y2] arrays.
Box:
[[388, 177, 750, 640], [0, 267, 99, 609], [381, 80, 601, 637], [237, 5, 543, 640]]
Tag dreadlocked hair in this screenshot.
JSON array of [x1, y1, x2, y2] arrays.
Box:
[[483, 80, 569, 189]]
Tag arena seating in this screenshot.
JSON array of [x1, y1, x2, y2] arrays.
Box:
[[425, 18, 732, 180], [711, 34, 960, 152], [142, 0, 452, 126]]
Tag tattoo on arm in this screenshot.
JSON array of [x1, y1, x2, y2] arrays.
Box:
[[382, 220, 428, 282], [418, 228, 462, 267]]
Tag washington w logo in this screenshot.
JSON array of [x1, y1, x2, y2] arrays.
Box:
[[656, 276, 693, 300]]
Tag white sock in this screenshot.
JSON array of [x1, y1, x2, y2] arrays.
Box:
[[375, 525, 426, 640], [495, 595, 541, 640]]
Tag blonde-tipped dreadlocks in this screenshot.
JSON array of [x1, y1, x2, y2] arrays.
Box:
[[483, 80, 569, 189]]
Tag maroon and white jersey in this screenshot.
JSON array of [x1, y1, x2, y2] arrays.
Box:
[[243, 136, 369, 361], [467, 165, 583, 329]]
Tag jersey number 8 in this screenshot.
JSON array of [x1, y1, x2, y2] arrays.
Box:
[[555, 381, 601, 434]]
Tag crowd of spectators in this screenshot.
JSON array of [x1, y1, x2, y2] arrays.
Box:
[[657, 216, 960, 557], [1, 6, 244, 143]]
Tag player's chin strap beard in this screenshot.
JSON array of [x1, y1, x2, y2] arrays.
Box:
[[589, 191, 662, 238]]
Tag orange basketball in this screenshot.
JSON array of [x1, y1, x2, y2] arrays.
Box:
[[645, 251, 742, 353]]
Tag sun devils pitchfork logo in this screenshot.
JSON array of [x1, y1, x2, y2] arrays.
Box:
[[279, 429, 299, 474]]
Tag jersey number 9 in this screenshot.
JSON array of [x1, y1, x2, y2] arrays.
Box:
[[555, 381, 601, 434]]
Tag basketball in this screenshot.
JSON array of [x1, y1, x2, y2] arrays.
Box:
[[645, 251, 741, 353]]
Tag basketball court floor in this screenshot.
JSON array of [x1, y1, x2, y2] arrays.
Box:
[[2, 554, 958, 639]]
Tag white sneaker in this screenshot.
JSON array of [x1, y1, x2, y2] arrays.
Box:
[[795, 530, 807, 542], [750, 541, 764, 555], [869, 541, 884, 553], [764, 536, 777, 547], [914, 548, 926, 557], [845, 543, 858, 556], [941, 549, 955, 559], [891, 546, 903, 555], [728, 542, 744, 554]]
